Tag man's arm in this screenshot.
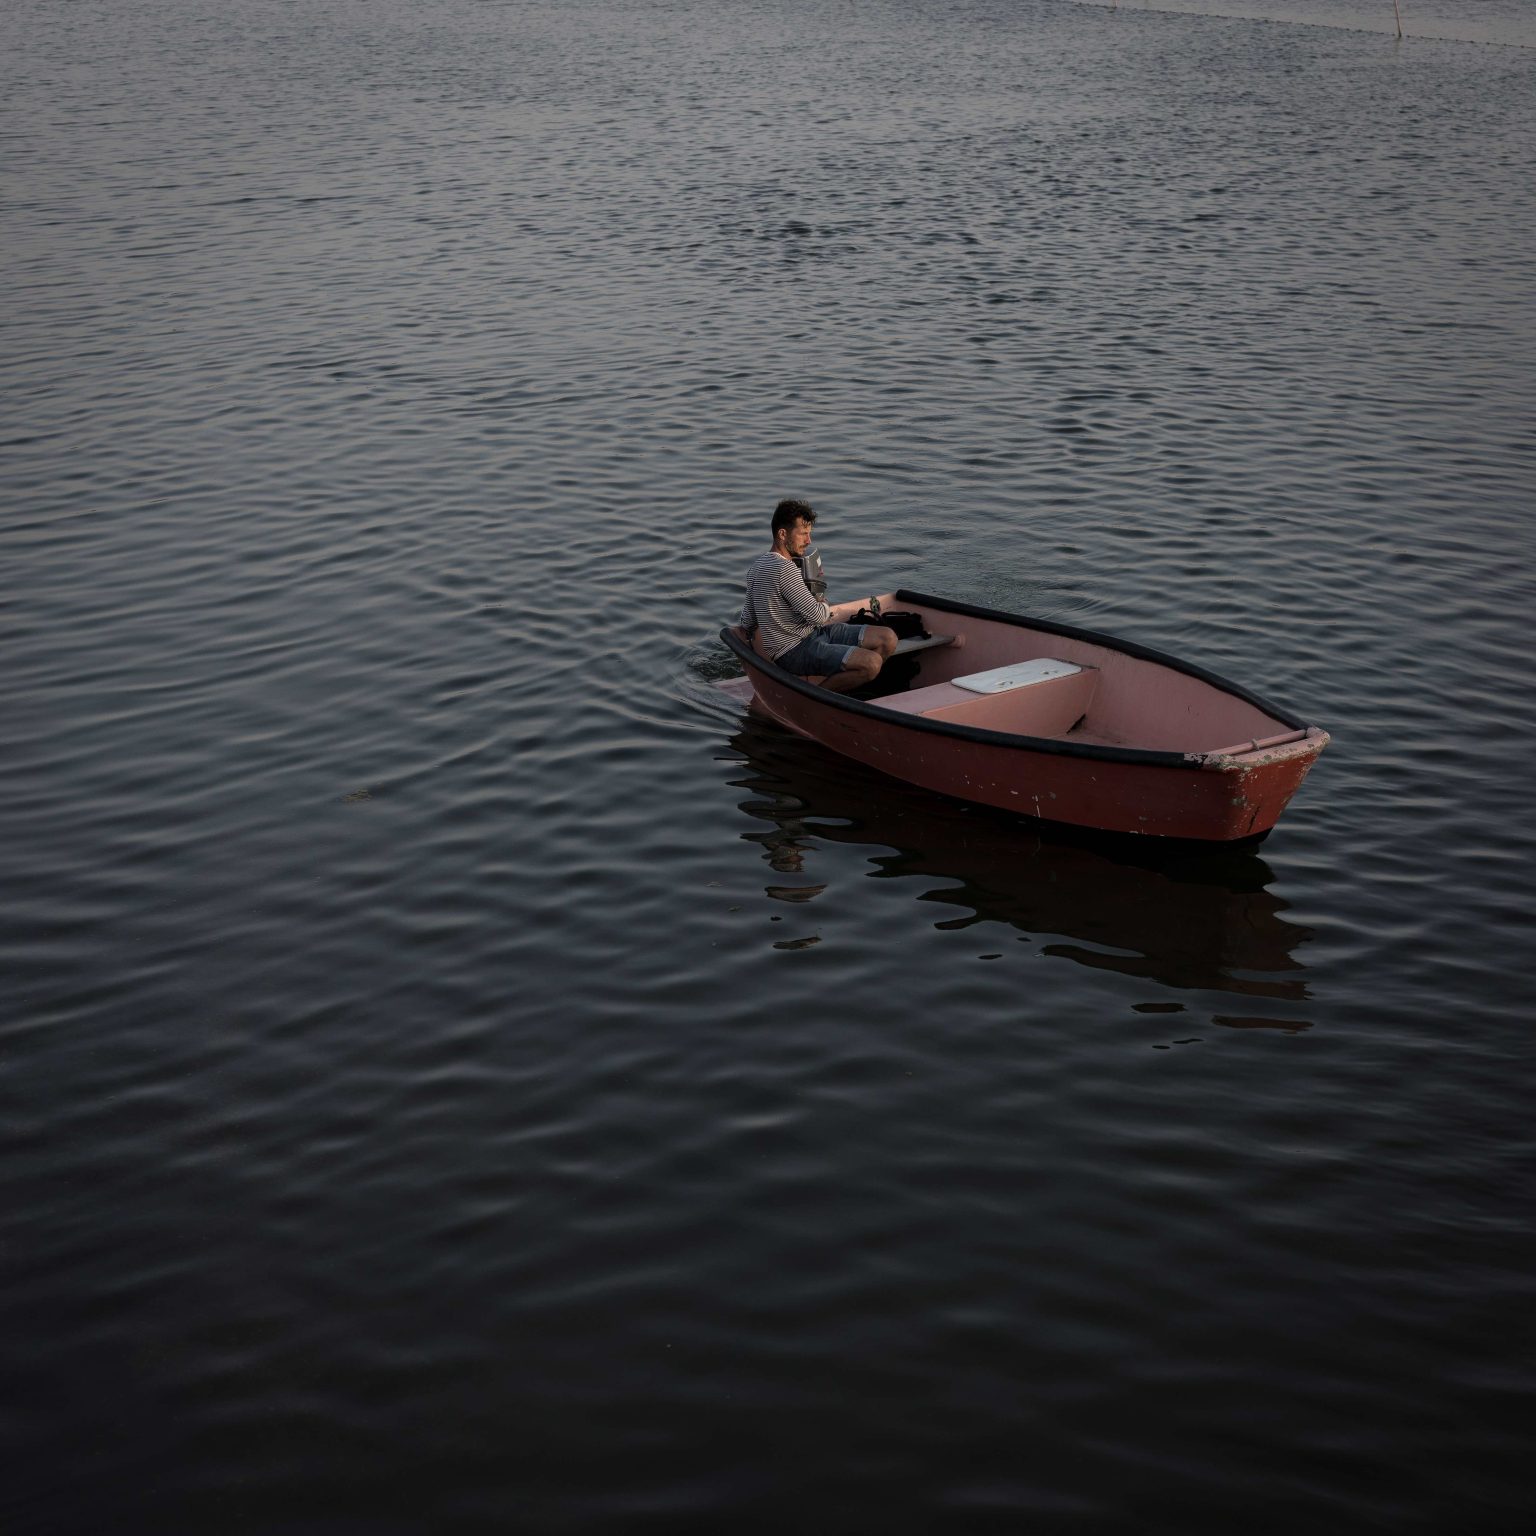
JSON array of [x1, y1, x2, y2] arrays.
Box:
[[825, 597, 877, 624], [773, 562, 833, 627]]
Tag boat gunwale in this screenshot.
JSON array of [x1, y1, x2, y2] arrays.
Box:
[[718, 588, 1317, 769]]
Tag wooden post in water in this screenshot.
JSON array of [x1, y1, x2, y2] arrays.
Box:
[[1392, 0, 1403, 38]]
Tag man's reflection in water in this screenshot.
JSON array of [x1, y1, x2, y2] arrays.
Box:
[[723, 715, 1315, 1030]]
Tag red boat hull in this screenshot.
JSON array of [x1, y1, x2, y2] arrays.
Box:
[[721, 591, 1328, 843], [745, 665, 1318, 841]]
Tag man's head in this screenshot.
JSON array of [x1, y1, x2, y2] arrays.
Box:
[[771, 498, 816, 558]]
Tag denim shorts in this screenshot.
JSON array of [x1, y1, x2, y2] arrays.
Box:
[[776, 623, 867, 677]]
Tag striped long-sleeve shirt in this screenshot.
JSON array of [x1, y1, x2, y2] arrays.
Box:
[[738, 551, 831, 661]]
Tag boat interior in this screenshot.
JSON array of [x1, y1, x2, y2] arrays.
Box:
[[837, 593, 1299, 756]]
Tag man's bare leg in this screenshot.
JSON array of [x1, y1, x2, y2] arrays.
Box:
[[821, 658, 878, 693], [821, 626, 898, 693]]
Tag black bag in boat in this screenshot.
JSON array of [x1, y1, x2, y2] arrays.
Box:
[[847, 607, 928, 640]]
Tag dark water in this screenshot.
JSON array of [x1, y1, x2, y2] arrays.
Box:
[[4, 1, 1535, 1529], [1093, 0, 1536, 47]]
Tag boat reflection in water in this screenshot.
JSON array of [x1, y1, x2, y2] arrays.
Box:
[[722, 712, 1316, 1034]]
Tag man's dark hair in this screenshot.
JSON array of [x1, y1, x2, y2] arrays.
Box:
[[772, 498, 815, 535]]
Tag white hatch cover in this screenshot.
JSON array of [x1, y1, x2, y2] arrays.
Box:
[[951, 658, 1084, 694]]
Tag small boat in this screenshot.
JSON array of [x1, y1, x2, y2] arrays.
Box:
[[718, 588, 1329, 844]]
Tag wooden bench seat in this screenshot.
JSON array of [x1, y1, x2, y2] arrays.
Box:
[[874, 659, 1098, 738], [890, 632, 957, 656]]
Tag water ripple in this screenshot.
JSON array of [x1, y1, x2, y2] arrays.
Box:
[[4, 0, 1534, 1529]]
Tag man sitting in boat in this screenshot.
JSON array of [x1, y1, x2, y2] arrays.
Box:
[[739, 499, 896, 692]]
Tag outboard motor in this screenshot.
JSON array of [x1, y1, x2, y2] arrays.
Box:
[[794, 543, 827, 600]]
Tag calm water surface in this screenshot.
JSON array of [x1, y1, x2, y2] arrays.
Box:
[[4, 1, 1534, 1530]]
